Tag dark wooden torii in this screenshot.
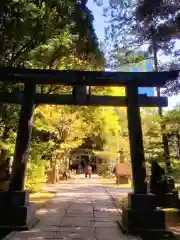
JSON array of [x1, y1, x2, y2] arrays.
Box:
[[0, 67, 178, 234]]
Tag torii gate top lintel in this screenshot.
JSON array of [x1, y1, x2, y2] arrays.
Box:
[[0, 66, 178, 87]]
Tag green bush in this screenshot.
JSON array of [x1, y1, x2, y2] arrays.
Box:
[[25, 161, 47, 193], [97, 163, 113, 177]]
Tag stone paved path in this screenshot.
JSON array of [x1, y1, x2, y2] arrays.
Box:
[[5, 175, 139, 240]]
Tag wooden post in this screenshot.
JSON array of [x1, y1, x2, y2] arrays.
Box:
[[72, 74, 90, 104], [9, 83, 36, 191], [126, 85, 147, 194]]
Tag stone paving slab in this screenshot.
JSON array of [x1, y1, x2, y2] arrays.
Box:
[[94, 211, 120, 218], [55, 226, 95, 239], [94, 221, 118, 228], [60, 219, 94, 227], [8, 230, 55, 239], [4, 175, 140, 240], [95, 216, 119, 222], [66, 213, 93, 217], [95, 228, 136, 240]]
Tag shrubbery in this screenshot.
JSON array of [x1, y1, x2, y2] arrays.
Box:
[[25, 161, 47, 193], [97, 161, 113, 177]]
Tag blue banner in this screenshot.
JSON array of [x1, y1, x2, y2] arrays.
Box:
[[130, 59, 154, 96], [116, 58, 154, 96]]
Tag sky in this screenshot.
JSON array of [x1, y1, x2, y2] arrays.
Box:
[[87, 0, 180, 110], [87, 0, 105, 42]]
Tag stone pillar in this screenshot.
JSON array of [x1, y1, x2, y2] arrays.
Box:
[[0, 83, 38, 230], [119, 85, 167, 235], [126, 85, 147, 194], [9, 83, 35, 191]]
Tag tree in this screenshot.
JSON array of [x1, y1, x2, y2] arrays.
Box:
[[104, 0, 136, 50], [135, 0, 180, 52], [104, 0, 180, 54], [29, 105, 89, 184], [160, 60, 180, 96], [164, 107, 180, 162], [141, 110, 163, 162], [0, 0, 107, 188], [103, 0, 180, 96], [141, 105, 180, 175], [104, 1, 177, 171], [135, 0, 180, 95], [107, 48, 151, 70], [0, 0, 104, 67], [0, 0, 105, 146]]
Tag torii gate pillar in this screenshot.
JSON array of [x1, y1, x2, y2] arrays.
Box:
[[119, 85, 166, 235], [0, 83, 38, 230], [126, 85, 147, 194]]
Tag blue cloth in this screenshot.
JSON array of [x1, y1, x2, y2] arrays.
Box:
[[130, 59, 154, 96]]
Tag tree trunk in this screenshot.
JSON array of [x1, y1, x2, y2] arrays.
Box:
[[1, 126, 10, 141], [152, 31, 171, 174], [52, 160, 57, 184], [50, 159, 56, 184], [56, 160, 59, 182], [176, 130, 180, 160]]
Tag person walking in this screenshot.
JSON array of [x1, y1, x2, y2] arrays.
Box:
[[84, 165, 88, 178], [87, 165, 92, 178], [84, 164, 92, 178]]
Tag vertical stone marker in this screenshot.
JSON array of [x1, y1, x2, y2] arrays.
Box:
[[115, 163, 131, 185]]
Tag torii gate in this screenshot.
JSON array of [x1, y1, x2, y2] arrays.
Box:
[[0, 67, 178, 234]]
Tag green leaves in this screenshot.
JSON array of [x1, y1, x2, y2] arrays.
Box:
[[107, 47, 151, 70], [0, 0, 107, 187], [141, 106, 180, 169], [0, 0, 104, 67]]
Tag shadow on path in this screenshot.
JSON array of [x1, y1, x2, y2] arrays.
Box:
[[5, 175, 138, 240]]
